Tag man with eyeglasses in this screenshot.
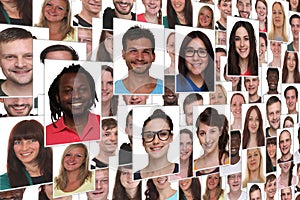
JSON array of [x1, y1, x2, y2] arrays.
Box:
[[236, 0, 252, 18], [115, 26, 163, 94], [86, 168, 109, 200], [226, 172, 246, 200]]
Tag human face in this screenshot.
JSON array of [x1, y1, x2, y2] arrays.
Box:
[[248, 109, 259, 134], [279, 131, 291, 156], [197, 123, 221, 155], [120, 168, 140, 189], [167, 33, 175, 62], [179, 178, 192, 192], [0, 38, 33, 87], [185, 37, 209, 77], [259, 37, 266, 60], [63, 147, 86, 172], [270, 41, 281, 57], [284, 119, 293, 128], [57, 73, 92, 118], [265, 179, 276, 199], [142, 0, 161, 15], [291, 18, 300, 40], [180, 133, 192, 161], [113, 0, 134, 15], [152, 176, 170, 190], [171, 0, 185, 14], [272, 3, 284, 28], [267, 141, 276, 159], [281, 188, 292, 200], [230, 94, 244, 119], [207, 174, 220, 190], [198, 8, 212, 29], [162, 83, 178, 105], [81, 0, 102, 16], [217, 31, 226, 45], [45, 50, 73, 60], [235, 27, 250, 60], [143, 118, 173, 160], [285, 89, 298, 113], [43, 0, 68, 23], [209, 85, 226, 105], [122, 95, 148, 105], [216, 51, 226, 81], [227, 173, 242, 192], [266, 101, 280, 130], [104, 32, 113, 56], [184, 100, 203, 126], [101, 70, 113, 103], [231, 134, 241, 157], [250, 189, 262, 200], [44, 184, 53, 200], [247, 148, 261, 171], [244, 77, 259, 96], [256, 1, 267, 21], [218, 0, 232, 20], [279, 161, 292, 174], [122, 38, 155, 75], [99, 127, 118, 153], [86, 169, 109, 200], [125, 115, 133, 143], [237, 0, 251, 18], [267, 71, 279, 92], [13, 138, 40, 165], [290, 0, 299, 11], [78, 28, 92, 59], [286, 52, 296, 73], [3, 97, 33, 116]]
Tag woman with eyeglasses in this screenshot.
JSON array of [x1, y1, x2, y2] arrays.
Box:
[[133, 109, 178, 180], [194, 107, 229, 171], [228, 21, 258, 76], [176, 30, 214, 92]]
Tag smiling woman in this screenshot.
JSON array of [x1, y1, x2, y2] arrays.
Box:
[[137, 0, 162, 24], [268, 1, 288, 42], [202, 173, 225, 200]]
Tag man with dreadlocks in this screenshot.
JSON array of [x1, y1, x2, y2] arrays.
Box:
[[46, 64, 100, 145]]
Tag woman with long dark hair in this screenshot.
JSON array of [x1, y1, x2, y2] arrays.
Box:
[[179, 129, 193, 178], [145, 176, 178, 200], [179, 177, 201, 200], [266, 137, 276, 173], [96, 30, 113, 62], [282, 51, 300, 83], [0, 0, 32, 25]]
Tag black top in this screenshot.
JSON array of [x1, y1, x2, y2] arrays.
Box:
[[73, 14, 92, 27], [91, 157, 108, 169], [103, 7, 136, 30], [119, 143, 132, 165], [0, 79, 7, 96]]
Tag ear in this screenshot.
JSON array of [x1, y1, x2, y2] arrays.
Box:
[[152, 52, 156, 62], [122, 50, 125, 60]]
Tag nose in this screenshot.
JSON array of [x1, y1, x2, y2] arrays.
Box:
[[152, 133, 160, 144], [109, 133, 117, 142], [15, 57, 27, 68], [96, 180, 103, 190], [21, 141, 29, 150], [136, 51, 144, 61], [102, 83, 107, 91], [240, 38, 244, 47]]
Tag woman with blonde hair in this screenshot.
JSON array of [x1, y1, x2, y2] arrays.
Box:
[[242, 148, 265, 188], [202, 173, 225, 200], [197, 6, 214, 29], [268, 1, 288, 42], [54, 143, 93, 197], [35, 0, 75, 41]]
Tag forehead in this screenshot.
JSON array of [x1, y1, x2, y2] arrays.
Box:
[[280, 131, 290, 139], [286, 89, 296, 95], [96, 169, 108, 179], [78, 29, 92, 37], [144, 118, 169, 130], [0, 38, 32, 50], [45, 0, 67, 7], [125, 37, 153, 49], [238, 0, 251, 4], [60, 72, 89, 85], [273, 3, 282, 9], [248, 148, 259, 155], [187, 37, 206, 48], [67, 146, 85, 153], [291, 18, 300, 24], [45, 50, 73, 60], [267, 101, 280, 110]]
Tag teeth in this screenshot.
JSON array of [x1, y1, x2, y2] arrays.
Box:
[[21, 152, 31, 156]]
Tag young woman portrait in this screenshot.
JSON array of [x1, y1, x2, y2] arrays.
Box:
[[194, 107, 229, 171], [163, 0, 193, 29], [228, 20, 258, 76], [255, 0, 268, 32], [145, 176, 178, 200], [268, 1, 288, 42], [165, 31, 175, 75], [259, 32, 267, 67], [179, 177, 201, 200], [0, 0, 32, 25], [0, 119, 52, 190], [278, 161, 296, 189], [179, 128, 193, 178], [282, 51, 300, 83], [242, 147, 265, 188], [197, 5, 214, 29], [209, 84, 227, 105], [176, 30, 214, 92], [137, 0, 162, 24], [202, 173, 225, 200], [230, 93, 246, 130], [35, 0, 76, 41], [96, 30, 113, 62], [283, 116, 295, 128], [54, 143, 94, 197], [266, 137, 277, 173], [242, 105, 265, 149], [268, 40, 282, 68], [288, 0, 300, 12], [112, 165, 142, 200], [133, 108, 178, 180]]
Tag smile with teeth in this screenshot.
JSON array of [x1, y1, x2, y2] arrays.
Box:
[[10, 104, 28, 110], [20, 152, 33, 157], [157, 177, 168, 184], [150, 146, 163, 152]]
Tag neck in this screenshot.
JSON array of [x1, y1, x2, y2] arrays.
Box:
[[219, 17, 227, 27], [144, 12, 158, 24], [232, 118, 242, 129], [294, 39, 299, 51], [157, 187, 176, 200], [63, 112, 89, 136], [186, 72, 204, 88], [180, 158, 190, 177], [274, 28, 283, 38], [249, 169, 260, 181], [125, 187, 138, 199], [239, 58, 249, 74], [268, 127, 277, 137], [288, 109, 297, 114], [249, 93, 260, 102], [230, 155, 240, 165], [101, 100, 111, 117], [281, 153, 292, 161], [1, 1, 19, 18], [96, 150, 115, 164], [115, 10, 132, 20], [148, 156, 171, 170], [209, 188, 218, 200], [227, 190, 242, 200], [67, 170, 80, 182], [23, 162, 41, 177], [2, 81, 32, 96], [80, 9, 99, 22]]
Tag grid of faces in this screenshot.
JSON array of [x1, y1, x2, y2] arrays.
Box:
[[1, 0, 300, 200]]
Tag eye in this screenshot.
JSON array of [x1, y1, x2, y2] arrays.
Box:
[[28, 138, 37, 143], [14, 140, 21, 145]]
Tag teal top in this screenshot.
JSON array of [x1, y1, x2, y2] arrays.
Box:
[[0, 170, 33, 190], [163, 16, 181, 29]]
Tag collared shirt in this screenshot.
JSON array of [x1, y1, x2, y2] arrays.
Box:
[[46, 112, 100, 145]]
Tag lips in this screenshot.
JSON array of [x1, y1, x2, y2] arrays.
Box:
[[156, 177, 168, 184], [150, 146, 163, 152]]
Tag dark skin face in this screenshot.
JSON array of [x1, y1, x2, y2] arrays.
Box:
[[230, 134, 241, 164], [267, 71, 279, 94]]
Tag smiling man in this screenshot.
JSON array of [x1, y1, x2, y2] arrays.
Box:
[[278, 129, 293, 163], [86, 168, 109, 200], [236, 0, 251, 18], [73, 0, 102, 27], [284, 85, 298, 115], [266, 96, 281, 137], [265, 174, 277, 200], [266, 68, 279, 95], [287, 14, 300, 52], [115, 26, 163, 94], [0, 27, 33, 96], [103, 0, 136, 29], [46, 64, 100, 145], [0, 97, 33, 117], [244, 77, 261, 103], [226, 173, 246, 200]]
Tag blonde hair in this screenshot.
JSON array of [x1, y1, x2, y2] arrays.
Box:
[[35, 0, 74, 40], [202, 173, 224, 200], [242, 148, 265, 188], [55, 143, 92, 190], [197, 6, 214, 29], [268, 2, 288, 42]]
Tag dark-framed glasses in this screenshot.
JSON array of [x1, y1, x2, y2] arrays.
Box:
[[142, 129, 172, 143], [185, 47, 208, 58]]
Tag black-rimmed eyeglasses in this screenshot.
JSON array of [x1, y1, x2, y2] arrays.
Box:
[[185, 47, 208, 58], [142, 129, 172, 143]]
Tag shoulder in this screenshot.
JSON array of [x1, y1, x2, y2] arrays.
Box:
[[173, 163, 179, 173], [133, 170, 142, 180], [115, 80, 130, 94], [0, 173, 11, 190], [151, 79, 163, 94]]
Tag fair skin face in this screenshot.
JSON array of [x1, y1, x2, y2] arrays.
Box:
[[2, 97, 33, 116], [45, 50, 73, 60], [265, 179, 276, 199], [279, 161, 291, 174], [209, 85, 226, 105], [267, 142, 276, 160], [218, 0, 232, 22], [237, 0, 251, 18], [152, 176, 170, 190], [104, 32, 113, 58], [99, 127, 118, 154], [244, 77, 259, 96], [43, 0, 67, 23], [184, 100, 203, 126], [113, 0, 135, 17], [270, 41, 281, 57], [284, 119, 293, 128], [122, 95, 148, 105], [198, 8, 213, 28], [250, 189, 262, 200], [247, 148, 260, 172], [78, 28, 92, 60], [101, 70, 113, 103], [286, 52, 296, 73], [179, 178, 192, 191], [167, 33, 175, 64], [227, 173, 242, 192], [285, 89, 298, 113], [259, 37, 266, 62], [216, 51, 226, 80], [180, 133, 192, 161], [291, 18, 300, 40], [279, 131, 291, 156], [281, 188, 292, 200], [217, 31, 226, 45], [266, 101, 281, 131], [256, 1, 267, 21], [290, 0, 299, 11], [13, 138, 40, 165], [207, 174, 220, 190], [86, 169, 109, 200], [272, 3, 284, 28], [81, 0, 101, 17], [248, 109, 259, 134], [142, 0, 161, 16], [120, 168, 140, 190], [171, 0, 185, 15], [197, 123, 221, 156], [63, 147, 85, 172], [0, 38, 33, 95], [235, 26, 250, 61], [230, 94, 245, 119]]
